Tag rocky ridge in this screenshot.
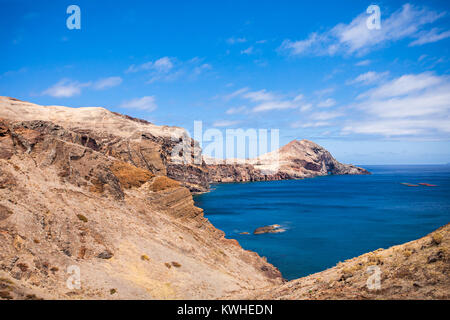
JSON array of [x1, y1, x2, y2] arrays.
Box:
[[206, 139, 369, 183]]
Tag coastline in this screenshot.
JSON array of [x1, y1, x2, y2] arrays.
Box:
[[0, 96, 447, 300]]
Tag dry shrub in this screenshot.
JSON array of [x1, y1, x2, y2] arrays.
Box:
[[77, 214, 88, 223], [150, 176, 180, 192], [367, 253, 383, 265], [431, 232, 443, 245], [89, 178, 104, 193], [110, 162, 154, 189], [403, 249, 413, 258]]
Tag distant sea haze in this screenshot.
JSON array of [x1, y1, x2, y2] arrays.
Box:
[[195, 165, 450, 280]]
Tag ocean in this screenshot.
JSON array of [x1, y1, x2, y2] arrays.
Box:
[[194, 165, 450, 280]]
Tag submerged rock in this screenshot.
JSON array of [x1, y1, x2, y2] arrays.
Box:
[[254, 224, 286, 235]]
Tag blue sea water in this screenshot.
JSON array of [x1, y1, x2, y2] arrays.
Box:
[[194, 165, 450, 280]]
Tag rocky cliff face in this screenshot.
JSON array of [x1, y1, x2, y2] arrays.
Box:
[[206, 139, 369, 183], [0, 97, 282, 299], [0, 97, 210, 193]]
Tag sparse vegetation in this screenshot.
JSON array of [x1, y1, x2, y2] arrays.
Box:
[[141, 254, 150, 261], [77, 214, 88, 223], [171, 261, 181, 268], [164, 262, 172, 269], [150, 176, 180, 192], [367, 253, 383, 265], [110, 161, 154, 189], [342, 264, 362, 274], [110, 289, 117, 295], [431, 232, 443, 245], [403, 249, 413, 258]]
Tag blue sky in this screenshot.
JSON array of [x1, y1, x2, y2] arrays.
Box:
[[1, 0, 450, 164]]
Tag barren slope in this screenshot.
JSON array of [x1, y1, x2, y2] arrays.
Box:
[[245, 225, 449, 300]]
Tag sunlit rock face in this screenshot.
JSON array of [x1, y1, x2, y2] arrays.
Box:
[[206, 139, 369, 183]]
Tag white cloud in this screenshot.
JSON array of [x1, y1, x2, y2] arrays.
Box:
[[153, 57, 173, 72], [291, 121, 330, 128], [223, 88, 304, 113], [280, 33, 324, 55], [357, 72, 443, 100], [418, 54, 428, 62], [243, 89, 276, 102], [299, 103, 312, 112], [241, 46, 254, 55], [409, 28, 450, 46], [93, 76, 123, 90], [42, 79, 90, 98], [344, 72, 450, 138], [213, 120, 241, 127], [252, 100, 298, 112], [193, 63, 212, 75], [227, 37, 247, 44], [347, 71, 389, 85], [279, 4, 446, 57], [126, 57, 174, 74], [355, 59, 371, 66], [310, 111, 342, 121], [314, 87, 335, 96], [126, 56, 211, 83], [224, 87, 249, 101], [317, 98, 336, 108], [343, 119, 450, 136], [226, 106, 247, 115], [119, 96, 157, 111]]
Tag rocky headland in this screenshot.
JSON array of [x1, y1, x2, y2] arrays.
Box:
[[0, 96, 447, 300], [206, 139, 369, 183]]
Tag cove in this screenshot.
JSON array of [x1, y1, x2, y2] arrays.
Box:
[[194, 165, 450, 280]]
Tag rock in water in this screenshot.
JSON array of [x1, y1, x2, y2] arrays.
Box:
[[254, 225, 286, 235]]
